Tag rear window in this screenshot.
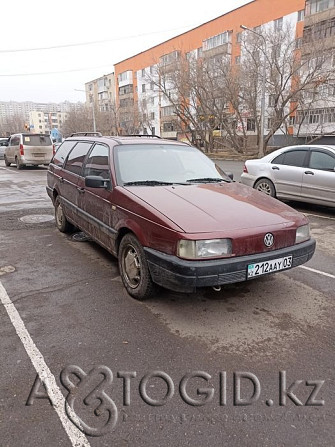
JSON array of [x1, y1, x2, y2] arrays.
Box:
[[23, 135, 52, 146]]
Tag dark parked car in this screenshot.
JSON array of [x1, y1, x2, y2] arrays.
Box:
[[46, 134, 315, 300]]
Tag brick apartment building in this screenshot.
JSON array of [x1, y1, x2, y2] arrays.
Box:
[[92, 0, 335, 148]]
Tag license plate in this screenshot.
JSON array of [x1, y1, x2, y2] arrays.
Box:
[[247, 255, 292, 278]]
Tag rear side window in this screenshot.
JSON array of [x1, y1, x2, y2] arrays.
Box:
[[10, 136, 20, 146], [53, 141, 77, 167], [83, 144, 110, 179], [23, 135, 52, 146], [281, 150, 308, 167], [64, 142, 93, 175], [309, 151, 335, 171]]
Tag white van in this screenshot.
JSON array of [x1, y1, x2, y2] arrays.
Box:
[[4, 133, 54, 169]]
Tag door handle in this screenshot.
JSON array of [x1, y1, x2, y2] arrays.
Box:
[[271, 166, 280, 170], [77, 187, 85, 193], [304, 171, 314, 175]]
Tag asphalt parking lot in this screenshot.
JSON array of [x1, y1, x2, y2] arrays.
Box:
[[0, 160, 334, 447]]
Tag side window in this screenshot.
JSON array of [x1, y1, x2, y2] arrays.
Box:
[[272, 153, 285, 164], [83, 144, 110, 179], [64, 142, 93, 175], [10, 136, 20, 146], [282, 150, 308, 167], [309, 151, 335, 171], [52, 141, 77, 167]]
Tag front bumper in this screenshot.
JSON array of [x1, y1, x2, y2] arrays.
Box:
[[145, 239, 316, 293]]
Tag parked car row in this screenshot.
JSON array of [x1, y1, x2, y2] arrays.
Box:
[[46, 133, 315, 300], [3, 133, 54, 169]]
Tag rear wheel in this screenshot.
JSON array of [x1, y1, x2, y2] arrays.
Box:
[[15, 157, 23, 170], [54, 196, 73, 233], [118, 233, 156, 300], [4, 156, 10, 167], [254, 178, 276, 197]]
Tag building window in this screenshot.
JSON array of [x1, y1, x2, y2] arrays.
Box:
[[151, 126, 155, 135], [203, 32, 230, 51], [163, 122, 175, 132], [295, 37, 303, 49], [306, 0, 335, 15], [247, 118, 256, 131], [297, 10, 305, 21], [141, 68, 145, 77], [289, 116, 296, 125], [236, 32, 242, 43], [150, 112, 155, 120], [274, 17, 283, 31], [142, 84, 146, 93], [235, 56, 241, 64], [268, 94, 276, 107]]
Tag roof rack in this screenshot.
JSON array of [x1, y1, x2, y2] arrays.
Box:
[[70, 132, 102, 137], [126, 134, 161, 138]]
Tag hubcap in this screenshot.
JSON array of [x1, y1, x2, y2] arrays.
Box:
[[257, 182, 271, 195], [123, 245, 141, 288]]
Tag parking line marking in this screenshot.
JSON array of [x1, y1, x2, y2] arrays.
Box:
[[0, 282, 91, 447], [299, 266, 335, 279]]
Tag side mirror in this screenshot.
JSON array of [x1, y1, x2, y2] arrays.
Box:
[[226, 172, 234, 181], [85, 175, 110, 188]]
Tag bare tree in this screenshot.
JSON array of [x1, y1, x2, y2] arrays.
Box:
[[145, 23, 334, 155], [0, 114, 26, 136]]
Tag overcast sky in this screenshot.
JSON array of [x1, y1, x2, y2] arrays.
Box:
[[0, 0, 251, 104]]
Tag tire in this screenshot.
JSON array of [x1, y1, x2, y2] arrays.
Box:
[[118, 233, 156, 300], [4, 156, 10, 167], [254, 178, 276, 197], [15, 157, 23, 170], [54, 196, 73, 233]]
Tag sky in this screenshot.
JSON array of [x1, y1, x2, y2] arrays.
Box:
[[0, 0, 251, 104]]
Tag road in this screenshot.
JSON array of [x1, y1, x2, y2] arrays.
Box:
[[0, 160, 334, 447]]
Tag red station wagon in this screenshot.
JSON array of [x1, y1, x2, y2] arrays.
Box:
[[46, 134, 316, 300]]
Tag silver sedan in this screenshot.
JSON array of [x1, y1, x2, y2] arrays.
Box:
[[240, 145, 335, 208]]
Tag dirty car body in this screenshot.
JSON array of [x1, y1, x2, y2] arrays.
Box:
[[46, 135, 316, 299]]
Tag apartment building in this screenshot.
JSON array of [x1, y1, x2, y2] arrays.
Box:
[[110, 0, 335, 145], [84, 72, 116, 112], [294, 0, 335, 139], [0, 101, 80, 121], [28, 110, 69, 135], [114, 0, 310, 143]]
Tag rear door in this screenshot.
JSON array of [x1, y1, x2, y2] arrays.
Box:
[[22, 134, 53, 163], [270, 148, 309, 199], [60, 141, 93, 226], [80, 143, 117, 253], [301, 148, 335, 206]]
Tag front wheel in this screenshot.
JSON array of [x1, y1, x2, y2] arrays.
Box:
[[54, 196, 73, 233], [118, 233, 156, 300], [254, 178, 276, 197]]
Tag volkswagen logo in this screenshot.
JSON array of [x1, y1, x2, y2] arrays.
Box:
[[264, 233, 274, 247]]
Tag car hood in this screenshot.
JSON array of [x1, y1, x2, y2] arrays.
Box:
[[125, 182, 304, 233]]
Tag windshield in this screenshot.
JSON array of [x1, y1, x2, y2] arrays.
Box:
[[114, 144, 231, 185]]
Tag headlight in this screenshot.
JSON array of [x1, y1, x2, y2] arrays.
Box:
[[295, 224, 310, 244], [178, 239, 232, 259]]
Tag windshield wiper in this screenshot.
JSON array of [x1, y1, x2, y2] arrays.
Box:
[[186, 177, 229, 183], [123, 180, 175, 186]]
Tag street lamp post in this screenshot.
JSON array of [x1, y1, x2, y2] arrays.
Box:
[[74, 89, 97, 132], [240, 25, 266, 157]]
